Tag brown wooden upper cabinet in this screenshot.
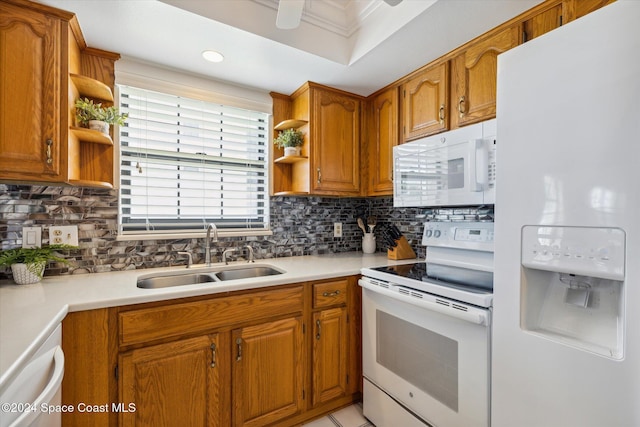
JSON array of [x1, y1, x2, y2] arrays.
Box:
[[311, 87, 361, 195], [367, 87, 398, 196], [522, 2, 563, 42], [271, 82, 362, 196], [0, 1, 67, 183], [0, 0, 119, 189], [450, 24, 520, 129], [402, 61, 449, 141]]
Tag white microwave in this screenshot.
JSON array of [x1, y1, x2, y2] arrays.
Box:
[[393, 119, 496, 207]]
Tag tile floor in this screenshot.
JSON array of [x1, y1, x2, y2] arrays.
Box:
[[302, 404, 374, 427]]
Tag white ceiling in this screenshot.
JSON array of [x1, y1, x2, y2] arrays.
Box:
[[37, 0, 543, 97]]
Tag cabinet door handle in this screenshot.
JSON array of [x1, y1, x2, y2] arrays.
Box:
[[439, 104, 445, 124], [458, 96, 466, 118], [317, 168, 322, 184], [210, 343, 217, 368], [316, 319, 321, 340], [322, 290, 340, 297], [45, 139, 53, 164], [236, 338, 242, 362]]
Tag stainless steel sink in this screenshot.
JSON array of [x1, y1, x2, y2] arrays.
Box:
[[136, 264, 284, 288], [214, 266, 283, 281], [137, 273, 216, 289]]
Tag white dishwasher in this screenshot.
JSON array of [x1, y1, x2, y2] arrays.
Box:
[[0, 324, 64, 427]]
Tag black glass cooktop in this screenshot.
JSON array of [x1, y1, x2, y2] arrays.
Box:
[[371, 262, 427, 281], [371, 262, 493, 293]]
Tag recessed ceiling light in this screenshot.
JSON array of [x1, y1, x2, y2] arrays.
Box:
[[202, 50, 224, 63]]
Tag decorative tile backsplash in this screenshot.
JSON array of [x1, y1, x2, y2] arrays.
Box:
[[0, 185, 425, 278], [0, 185, 493, 279]]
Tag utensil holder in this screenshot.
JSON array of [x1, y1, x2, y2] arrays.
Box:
[[387, 236, 416, 260], [362, 233, 376, 254]]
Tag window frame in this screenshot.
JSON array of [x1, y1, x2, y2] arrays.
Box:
[[114, 64, 273, 241]]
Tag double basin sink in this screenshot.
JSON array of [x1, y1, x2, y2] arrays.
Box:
[[137, 264, 284, 289]]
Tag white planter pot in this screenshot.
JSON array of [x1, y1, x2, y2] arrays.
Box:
[[284, 146, 301, 157], [11, 262, 45, 285], [88, 120, 109, 134]]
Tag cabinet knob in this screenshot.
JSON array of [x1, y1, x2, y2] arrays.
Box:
[[45, 139, 53, 164]]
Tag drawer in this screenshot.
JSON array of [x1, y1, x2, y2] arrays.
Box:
[[313, 279, 348, 308], [119, 285, 303, 347]]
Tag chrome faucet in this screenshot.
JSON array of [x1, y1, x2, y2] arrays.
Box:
[[205, 223, 218, 267]]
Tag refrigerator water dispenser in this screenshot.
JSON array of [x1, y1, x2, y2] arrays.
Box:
[[520, 226, 625, 359]]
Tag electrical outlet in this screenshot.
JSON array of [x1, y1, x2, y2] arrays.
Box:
[[49, 225, 79, 246], [22, 226, 42, 248], [333, 222, 343, 238]]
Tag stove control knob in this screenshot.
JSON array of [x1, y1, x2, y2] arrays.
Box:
[[434, 230, 441, 238], [425, 229, 433, 238]]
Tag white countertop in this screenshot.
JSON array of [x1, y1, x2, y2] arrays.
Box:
[[0, 252, 412, 390]]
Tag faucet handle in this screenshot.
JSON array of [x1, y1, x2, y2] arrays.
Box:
[[177, 251, 193, 268], [244, 245, 255, 263]]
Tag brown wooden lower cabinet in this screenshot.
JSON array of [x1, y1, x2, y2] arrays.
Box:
[[119, 334, 224, 427], [61, 278, 362, 427], [233, 317, 305, 427], [312, 307, 348, 406]]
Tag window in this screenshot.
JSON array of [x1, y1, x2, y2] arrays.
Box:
[[118, 85, 270, 237]]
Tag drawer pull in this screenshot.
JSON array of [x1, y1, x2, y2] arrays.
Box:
[[322, 290, 340, 297]]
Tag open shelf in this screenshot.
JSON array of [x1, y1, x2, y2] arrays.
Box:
[[70, 73, 114, 101], [69, 126, 113, 145], [274, 155, 308, 164], [274, 119, 308, 131]]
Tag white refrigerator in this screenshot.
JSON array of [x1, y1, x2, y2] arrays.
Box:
[[492, 1, 640, 427]]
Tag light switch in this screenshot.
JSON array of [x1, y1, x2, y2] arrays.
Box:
[[22, 226, 42, 248]]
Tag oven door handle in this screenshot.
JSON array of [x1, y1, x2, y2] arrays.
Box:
[[359, 279, 490, 326]]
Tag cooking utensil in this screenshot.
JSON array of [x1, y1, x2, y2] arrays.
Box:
[[357, 217, 367, 234], [367, 216, 377, 233]]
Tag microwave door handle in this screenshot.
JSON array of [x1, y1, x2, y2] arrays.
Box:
[[470, 139, 487, 191]]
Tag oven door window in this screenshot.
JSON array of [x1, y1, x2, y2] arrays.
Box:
[[377, 310, 458, 411]]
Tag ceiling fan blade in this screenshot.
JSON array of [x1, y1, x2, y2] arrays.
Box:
[[276, 0, 304, 29], [383, 0, 403, 6]]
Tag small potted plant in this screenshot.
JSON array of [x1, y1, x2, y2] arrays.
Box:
[[75, 97, 128, 135], [0, 245, 76, 285], [274, 128, 304, 157]]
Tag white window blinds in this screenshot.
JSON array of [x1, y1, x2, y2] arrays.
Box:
[[118, 85, 270, 236]]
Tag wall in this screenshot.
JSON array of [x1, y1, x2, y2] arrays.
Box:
[[0, 185, 427, 278]]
